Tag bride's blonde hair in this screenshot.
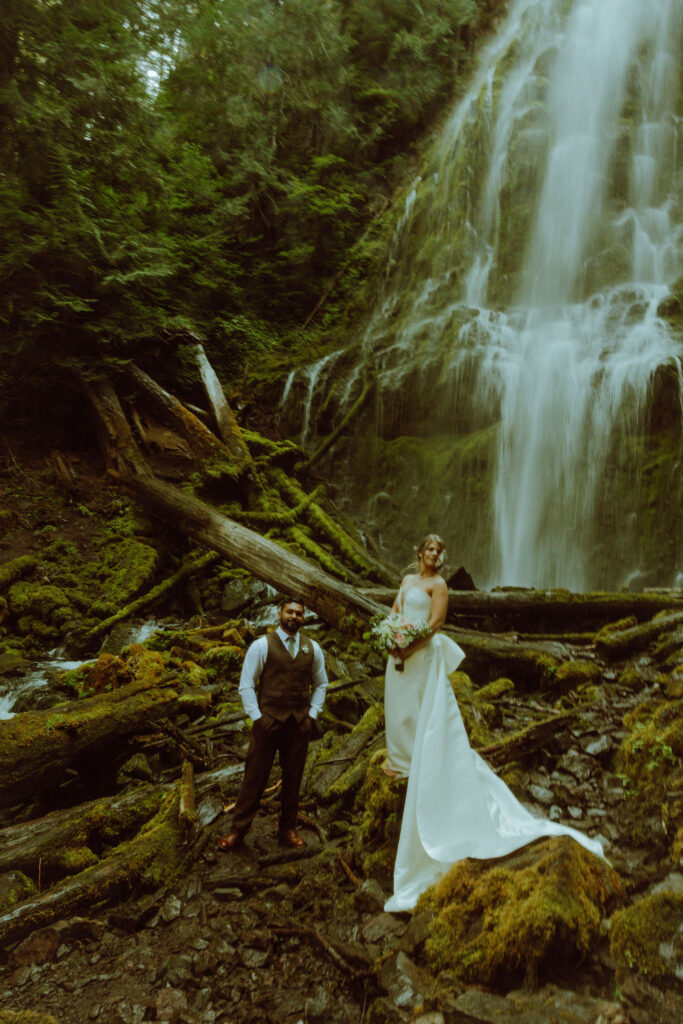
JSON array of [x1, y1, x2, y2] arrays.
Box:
[[415, 533, 446, 570]]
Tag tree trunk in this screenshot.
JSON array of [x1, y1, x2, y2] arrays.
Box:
[[360, 586, 683, 628], [76, 369, 148, 475], [476, 712, 576, 767], [194, 343, 254, 474], [113, 471, 386, 630], [0, 677, 200, 809]]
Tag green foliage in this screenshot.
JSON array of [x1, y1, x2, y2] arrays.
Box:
[[0, 0, 491, 408]]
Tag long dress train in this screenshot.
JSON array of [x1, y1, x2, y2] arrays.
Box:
[[384, 586, 606, 912]]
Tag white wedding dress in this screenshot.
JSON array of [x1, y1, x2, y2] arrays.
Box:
[[384, 586, 606, 912]]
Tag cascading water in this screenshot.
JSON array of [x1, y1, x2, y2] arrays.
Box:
[[280, 0, 683, 589]]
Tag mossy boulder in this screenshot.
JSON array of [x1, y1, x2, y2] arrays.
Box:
[[610, 883, 683, 981], [353, 750, 406, 889], [615, 695, 682, 852], [84, 537, 159, 617], [0, 555, 38, 592], [7, 581, 72, 630], [419, 836, 623, 989], [450, 671, 493, 746], [551, 659, 602, 693], [201, 644, 245, 682], [0, 871, 37, 912]]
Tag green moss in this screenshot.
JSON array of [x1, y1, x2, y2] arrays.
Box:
[[7, 581, 72, 627], [83, 537, 159, 617], [420, 836, 623, 989], [201, 644, 245, 681], [551, 659, 602, 693], [477, 677, 516, 700], [0, 871, 37, 912], [610, 889, 683, 979], [450, 671, 493, 746], [0, 555, 38, 592], [353, 750, 406, 889]]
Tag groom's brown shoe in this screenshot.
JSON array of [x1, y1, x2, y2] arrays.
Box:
[[277, 829, 306, 848], [218, 831, 244, 851]]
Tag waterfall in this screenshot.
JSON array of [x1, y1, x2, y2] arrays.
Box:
[[280, 0, 683, 589]]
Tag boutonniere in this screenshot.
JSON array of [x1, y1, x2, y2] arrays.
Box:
[[301, 644, 310, 654]]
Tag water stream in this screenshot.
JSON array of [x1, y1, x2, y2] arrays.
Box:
[[279, 0, 683, 589]]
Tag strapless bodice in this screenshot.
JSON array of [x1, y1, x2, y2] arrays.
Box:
[[401, 586, 431, 621]]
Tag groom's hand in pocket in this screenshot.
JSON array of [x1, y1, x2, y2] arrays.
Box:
[[301, 715, 318, 738]]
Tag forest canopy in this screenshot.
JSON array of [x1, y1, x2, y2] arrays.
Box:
[[0, 0, 494, 414]]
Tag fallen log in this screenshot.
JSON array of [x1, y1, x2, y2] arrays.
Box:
[[125, 364, 241, 482], [267, 466, 395, 585], [0, 675, 205, 809], [475, 711, 576, 768], [595, 610, 683, 660], [0, 787, 185, 950], [0, 783, 165, 883], [76, 369, 149, 476], [359, 586, 683, 628], [112, 471, 386, 630]]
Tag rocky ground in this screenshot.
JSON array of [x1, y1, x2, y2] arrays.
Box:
[[0, 435, 682, 1024]]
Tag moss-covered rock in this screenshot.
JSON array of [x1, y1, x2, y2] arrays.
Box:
[[353, 750, 406, 889], [84, 537, 159, 617], [610, 885, 683, 980], [450, 671, 493, 746], [615, 693, 682, 854], [0, 871, 37, 912], [7, 582, 72, 631], [0, 556, 38, 593], [419, 836, 623, 989], [551, 659, 602, 693]]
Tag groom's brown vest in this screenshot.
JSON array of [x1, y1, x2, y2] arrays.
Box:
[[258, 632, 314, 723]]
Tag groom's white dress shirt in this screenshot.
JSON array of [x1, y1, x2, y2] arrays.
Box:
[[238, 626, 328, 722]]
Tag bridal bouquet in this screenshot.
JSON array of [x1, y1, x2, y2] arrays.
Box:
[[366, 613, 431, 672]]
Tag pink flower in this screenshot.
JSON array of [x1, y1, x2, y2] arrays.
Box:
[[394, 631, 408, 648]]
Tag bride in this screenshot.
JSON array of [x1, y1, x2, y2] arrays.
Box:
[[383, 534, 605, 913]]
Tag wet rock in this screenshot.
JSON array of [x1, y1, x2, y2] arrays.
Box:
[[305, 985, 337, 1020], [110, 890, 165, 932], [221, 578, 269, 615], [116, 752, 153, 785], [155, 987, 189, 1022], [354, 877, 387, 914], [377, 952, 432, 1010], [528, 783, 554, 805], [362, 912, 407, 947], [583, 734, 613, 757], [195, 793, 224, 828], [239, 947, 270, 969], [160, 895, 183, 923], [556, 750, 596, 782], [12, 925, 62, 966], [213, 887, 243, 902], [396, 910, 434, 956], [453, 985, 630, 1023]]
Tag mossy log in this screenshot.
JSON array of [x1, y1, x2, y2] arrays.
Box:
[[0, 676, 196, 808], [81, 550, 220, 643], [266, 466, 395, 585], [360, 586, 683, 628], [595, 610, 683, 660], [125, 364, 240, 481], [0, 787, 184, 950], [475, 711, 576, 768], [194, 343, 254, 476], [113, 471, 386, 630], [444, 627, 564, 688], [0, 783, 165, 883]]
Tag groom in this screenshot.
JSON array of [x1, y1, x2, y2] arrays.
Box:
[[218, 597, 328, 850]]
